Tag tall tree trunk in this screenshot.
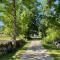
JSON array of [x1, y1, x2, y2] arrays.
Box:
[[12, 0, 16, 47]]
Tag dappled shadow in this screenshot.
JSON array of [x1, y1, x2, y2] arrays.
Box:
[[20, 40, 54, 60], [51, 54, 60, 60], [20, 54, 53, 60], [0, 42, 26, 60], [43, 43, 60, 60], [27, 45, 44, 51], [43, 44, 59, 50]]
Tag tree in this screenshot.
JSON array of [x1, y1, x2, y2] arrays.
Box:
[[11, 0, 16, 47], [0, 0, 40, 39], [38, 0, 60, 42]]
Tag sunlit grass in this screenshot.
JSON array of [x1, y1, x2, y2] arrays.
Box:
[[48, 50, 60, 60], [0, 35, 24, 40], [0, 36, 12, 40]]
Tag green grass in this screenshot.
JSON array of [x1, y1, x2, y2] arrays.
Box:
[[0, 35, 24, 40], [0, 36, 12, 40], [42, 41, 60, 60], [0, 40, 30, 60]]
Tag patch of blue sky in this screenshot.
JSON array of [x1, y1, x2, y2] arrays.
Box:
[[54, 0, 59, 5], [37, 0, 42, 2], [0, 21, 4, 26]]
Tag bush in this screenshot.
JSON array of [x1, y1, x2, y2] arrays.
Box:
[[43, 28, 60, 44]]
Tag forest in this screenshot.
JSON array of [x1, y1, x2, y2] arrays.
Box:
[[0, 0, 60, 60]]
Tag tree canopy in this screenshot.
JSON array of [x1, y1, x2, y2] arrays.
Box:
[[0, 0, 60, 41]]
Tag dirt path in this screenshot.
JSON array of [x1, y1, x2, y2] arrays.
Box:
[[20, 40, 54, 60]]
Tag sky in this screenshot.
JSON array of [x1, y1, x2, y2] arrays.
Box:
[[38, 0, 42, 2], [0, 21, 4, 26], [54, 0, 59, 5], [0, 13, 4, 26]]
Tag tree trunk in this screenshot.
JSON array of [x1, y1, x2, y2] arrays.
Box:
[[12, 0, 16, 48]]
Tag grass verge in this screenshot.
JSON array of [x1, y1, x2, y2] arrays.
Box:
[[42, 41, 60, 60]]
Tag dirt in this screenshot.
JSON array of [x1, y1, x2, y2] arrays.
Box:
[[20, 40, 54, 60]]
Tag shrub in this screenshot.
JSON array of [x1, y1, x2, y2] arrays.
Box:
[[43, 28, 60, 44]]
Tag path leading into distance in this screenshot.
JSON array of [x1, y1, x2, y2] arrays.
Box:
[[20, 40, 54, 60]]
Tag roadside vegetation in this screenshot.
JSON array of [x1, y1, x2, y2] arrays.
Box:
[[0, 0, 60, 60], [42, 40, 60, 60], [42, 28, 60, 60], [0, 40, 30, 60]]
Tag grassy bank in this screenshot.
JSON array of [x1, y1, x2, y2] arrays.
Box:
[[42, 41, 60, 60]]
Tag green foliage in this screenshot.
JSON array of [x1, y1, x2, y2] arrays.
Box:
[[43, 28, 60, 43], [0, 0, 60, 41], [0, 0, 39, 39], [16, 10, 31, 35], [39, 0, 60, 42]]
